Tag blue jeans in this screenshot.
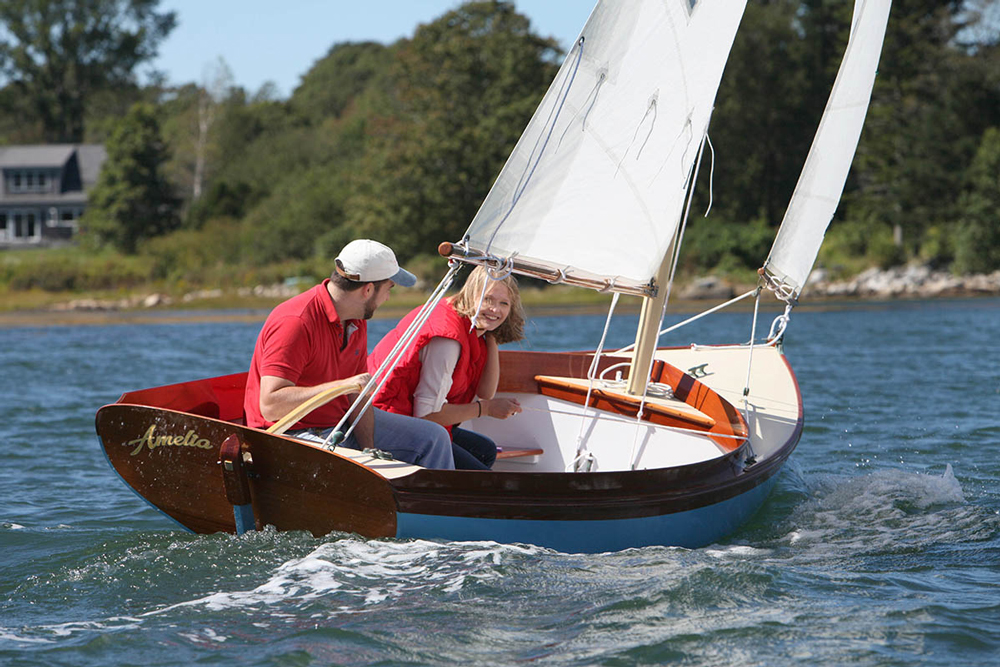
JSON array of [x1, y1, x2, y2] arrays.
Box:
[[289, 408, 455, 470], [452, 427, 497, 470]]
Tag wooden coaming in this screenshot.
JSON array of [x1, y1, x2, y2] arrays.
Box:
[[498, 350, 747, 451]]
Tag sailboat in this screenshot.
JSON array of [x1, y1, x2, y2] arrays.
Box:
[[96, 0, 891, 553]]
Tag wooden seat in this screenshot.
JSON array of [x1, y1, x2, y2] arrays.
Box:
[[533, 374, 716, 430], [496, 447, 544, 460]]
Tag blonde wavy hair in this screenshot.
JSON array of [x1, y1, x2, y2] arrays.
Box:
[[450, 266, 525, 345]]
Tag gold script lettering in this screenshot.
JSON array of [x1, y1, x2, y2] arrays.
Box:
[[127, 424, 214, 456]]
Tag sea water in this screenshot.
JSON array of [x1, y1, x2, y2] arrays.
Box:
[[1, 298, 998, 666]]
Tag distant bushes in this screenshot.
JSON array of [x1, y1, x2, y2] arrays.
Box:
[[0, 249, 152, 292], [681, 216, 775, 278]]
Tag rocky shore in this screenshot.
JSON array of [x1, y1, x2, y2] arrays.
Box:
[[48, 283, 302, 312], [803, 266, 1000, 299], [33, 265, 1000, 315]]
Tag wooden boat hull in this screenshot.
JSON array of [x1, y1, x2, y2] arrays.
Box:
[[96, 347, 801, 553]]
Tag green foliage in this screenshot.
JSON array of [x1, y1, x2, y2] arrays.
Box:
[[681, 216, 775, 275], [818, 216, 905, 274], [705, 0, 817, 224], [289, 42, 394, 121], [4, 0, 1000, 303], [0, 248, 151, 291], [240, 164, 352, 263], [0, 0, 176, 142], [343, 1, 561, 259], [953, 127, 1000, 273], [139, 219, 243, 282], [83, 102, 181, 253], [846, 0, 1000, 244]]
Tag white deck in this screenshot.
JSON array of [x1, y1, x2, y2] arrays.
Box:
[[472, 345, 801, 473]]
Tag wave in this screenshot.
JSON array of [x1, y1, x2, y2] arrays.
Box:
[[146, 538, 545, 615]]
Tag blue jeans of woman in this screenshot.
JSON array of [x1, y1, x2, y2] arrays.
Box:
[[451, 426, 497, 470]]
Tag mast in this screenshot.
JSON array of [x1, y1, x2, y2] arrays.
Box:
[[626, 252, 672, 395]]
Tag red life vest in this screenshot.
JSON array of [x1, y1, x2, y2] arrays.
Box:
[[368, 300, 486, 430]]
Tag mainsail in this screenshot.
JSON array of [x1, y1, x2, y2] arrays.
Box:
[[462, 0, 748, 296], [764, 0, 892, 300]]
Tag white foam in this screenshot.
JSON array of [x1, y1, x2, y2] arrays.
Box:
[[146, 538, 535, 615], [0, 617, 142, 646], [705, 545, 770, 559], [0, 629, 54, 644], [780, 464, 975, 552]]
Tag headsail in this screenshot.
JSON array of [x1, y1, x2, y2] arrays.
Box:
[[764, 0, 892, 301], [460, 0, 748, 297]]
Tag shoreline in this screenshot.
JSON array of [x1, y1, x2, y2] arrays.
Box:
[[2, 292, 997, 329]]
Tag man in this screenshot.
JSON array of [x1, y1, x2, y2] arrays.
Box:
[[244, 239, 454, 469]]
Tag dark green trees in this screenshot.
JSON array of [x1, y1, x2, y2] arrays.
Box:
[[343, 1, 561, 259], [0, 0, 176, 143], [955, 127, 1000, 273], [83, 103, 180, 253]]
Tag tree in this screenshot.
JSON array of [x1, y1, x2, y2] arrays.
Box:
[[846, 0, 999, 253], [0, 0, 176, 142], [83, 102, 180, 253], [954, 127, 1000, 273], [289, 41, 393, 122], [344, 1, 561, 259], [702, 0, 816, 226]]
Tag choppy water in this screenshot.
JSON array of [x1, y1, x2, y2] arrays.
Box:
[[2, 298, 998, 666]]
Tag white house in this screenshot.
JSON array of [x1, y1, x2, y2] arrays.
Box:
[[0, 144, 107, 247]]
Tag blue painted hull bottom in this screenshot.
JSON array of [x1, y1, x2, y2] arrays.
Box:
[[396, 476, 779, 553]]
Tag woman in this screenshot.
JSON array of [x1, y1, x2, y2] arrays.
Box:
[[368, 266, 525, 469]]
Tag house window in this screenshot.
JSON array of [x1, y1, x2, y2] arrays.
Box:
[[0, 212, 6, 241], [6, 170, 53, 194], [11, 211, 39, 239]]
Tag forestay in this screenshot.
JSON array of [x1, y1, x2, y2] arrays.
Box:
[[764, 0, 892, 300], [462, 0, 747, 296]]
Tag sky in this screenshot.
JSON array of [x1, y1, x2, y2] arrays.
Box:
[[151, 1, 595, 98]]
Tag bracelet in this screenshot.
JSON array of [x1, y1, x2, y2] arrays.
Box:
[[477, 400, 482, 418]]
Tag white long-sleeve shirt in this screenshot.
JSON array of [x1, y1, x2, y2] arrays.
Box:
[[412, 337, 463, 418]]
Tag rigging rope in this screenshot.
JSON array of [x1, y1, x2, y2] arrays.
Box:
[[568, 291, 620, 472], [484, 38, 585, 256], [739, 285, 763, 462]]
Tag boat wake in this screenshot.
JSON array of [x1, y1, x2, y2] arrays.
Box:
[[147, 538, 545, 615], [775, 464, 998, 557]]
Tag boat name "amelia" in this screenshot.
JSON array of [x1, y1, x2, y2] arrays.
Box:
[[127, 425, 213, 456]]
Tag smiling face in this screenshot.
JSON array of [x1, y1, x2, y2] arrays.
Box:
[[473, 282, 512, 333]]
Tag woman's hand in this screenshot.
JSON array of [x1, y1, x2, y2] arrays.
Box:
[[483, 397, 522, 419]]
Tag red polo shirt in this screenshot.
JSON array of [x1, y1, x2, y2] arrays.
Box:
[[244, 279, 368, 430]]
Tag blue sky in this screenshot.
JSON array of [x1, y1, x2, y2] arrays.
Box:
[[151, 1, 594, 98]]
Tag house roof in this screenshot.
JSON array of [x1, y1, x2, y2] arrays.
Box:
[[0, 144, 107, 184], [75, 145, 108, 186], [0, 145, 77, 168], [0, 144, 107, 207]]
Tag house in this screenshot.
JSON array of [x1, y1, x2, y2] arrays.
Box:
[[0, 144, 107, 247]]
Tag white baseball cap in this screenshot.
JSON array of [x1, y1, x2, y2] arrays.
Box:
[[335, 239, 417, 287]]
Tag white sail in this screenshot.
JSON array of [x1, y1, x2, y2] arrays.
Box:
[[462, 0, 747, 296], [764, 0, 892, 300]]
